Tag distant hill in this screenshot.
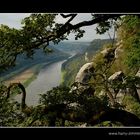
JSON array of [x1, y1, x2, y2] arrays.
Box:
[[61, 39, 113, 87], [0, 41, 91, 81], [51, 41, 90, 55], [84, 39, 113, 60], [0, 45, 70, 81]]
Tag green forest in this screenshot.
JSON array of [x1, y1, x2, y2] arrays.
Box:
[[0, 14, 140, 127]]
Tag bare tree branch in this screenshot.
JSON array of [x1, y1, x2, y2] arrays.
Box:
[[72, 14, 122, 29], [65, 14, 77, 23], [32, 14, 123, 48], [39, 105, 140, 126], [60, 14, 77, 18], [6, 82, 26, 109]]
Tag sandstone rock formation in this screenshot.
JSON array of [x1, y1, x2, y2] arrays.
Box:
[[136, 68, 140, 99], [108, 71, 124, 82], [100, 47, 116, 63], [70, 62, 95, 95], [75, 62, 94, 84]]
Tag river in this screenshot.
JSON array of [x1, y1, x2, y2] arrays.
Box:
[[15, 54, 75, 107]]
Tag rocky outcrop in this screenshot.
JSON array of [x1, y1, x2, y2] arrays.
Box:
[[115, 40, 124, 59], [108, 70, 140, 103], [108, 71, 125, 104], [136, 68, 140, 99], [70, 42, 140, 105], [114, 45, 124, 59], [75, 62, 94, 84], [136, 68, 140, 77], [70, 62, 95, 96], [108, 71, 124, 82], [100, 47, 116, 62]]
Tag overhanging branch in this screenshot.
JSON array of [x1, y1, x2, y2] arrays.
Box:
[[60, 14, 77, 18], [35, 104, 140, 126], [32, 14, 123, 48], [60, 13, 77, 23]]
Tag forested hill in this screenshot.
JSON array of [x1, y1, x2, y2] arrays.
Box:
[[0, 45, 70, 81], [61, 39, 112, 87], [51, 41, 90, 55], [85, 39, 113, 60], [0, 41, 90, 82]]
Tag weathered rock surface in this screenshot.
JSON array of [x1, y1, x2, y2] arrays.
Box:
[[100, 47, 115, 60], [136, 68, 140, 99], [108, 71, 124, 82], [114, 45, 124, 59], [136, 68, 140, 77], [108, 70, 140, 103], [75, 62, 94, 84], [70, 62, 95, 95]]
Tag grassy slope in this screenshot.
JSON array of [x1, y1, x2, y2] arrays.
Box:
[[61, 54, 86, 87]]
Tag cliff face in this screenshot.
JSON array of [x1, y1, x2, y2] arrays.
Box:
[[61, 39, 112, 87], [72, 40, 140, 106]]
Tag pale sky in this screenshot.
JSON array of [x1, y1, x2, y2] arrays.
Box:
[[0, 13, 110, 42]]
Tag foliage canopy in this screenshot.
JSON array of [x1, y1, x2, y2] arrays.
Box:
[[0, 14, 140, 127]]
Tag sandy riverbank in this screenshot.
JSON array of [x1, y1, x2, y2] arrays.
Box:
[[4, 68, 34, 86]]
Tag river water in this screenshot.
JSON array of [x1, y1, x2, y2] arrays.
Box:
[[15, 54, 75, 107], [15, 60, 66, 106]]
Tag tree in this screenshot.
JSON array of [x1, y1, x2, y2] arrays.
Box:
[[0, 14, 122, 72], [1, 13, 140, 127], [30, 85, 140, 126], [0, 83, 26, 126]]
